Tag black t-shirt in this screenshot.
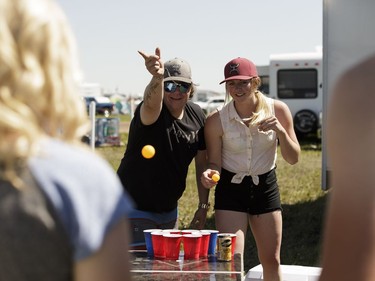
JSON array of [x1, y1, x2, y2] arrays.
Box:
[[117, 101, 206, 213]]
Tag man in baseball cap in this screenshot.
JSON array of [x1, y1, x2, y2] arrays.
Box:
[[117, 48, 209, 250]]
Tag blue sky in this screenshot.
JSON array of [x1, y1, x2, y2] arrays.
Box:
[[57, 0, 322, 96]]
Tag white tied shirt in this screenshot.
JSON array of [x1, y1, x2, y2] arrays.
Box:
[[219, 97, 277, 185]]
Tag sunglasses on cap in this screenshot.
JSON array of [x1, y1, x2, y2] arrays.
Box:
[[164, 81, 191, 94]]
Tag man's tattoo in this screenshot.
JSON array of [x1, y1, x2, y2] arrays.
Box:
[[145, 80, 161, 101]]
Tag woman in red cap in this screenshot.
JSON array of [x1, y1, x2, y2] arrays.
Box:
[[201, 57, 300, 281]]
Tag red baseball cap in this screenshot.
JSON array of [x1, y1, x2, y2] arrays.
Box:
[[220, 57, 258, 84]]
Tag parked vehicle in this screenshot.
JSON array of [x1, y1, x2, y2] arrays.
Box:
[[191, 89, 225, 115], [191, 89, 223, 105], [257, 49, 322, 138], [204, 96, 226, 115], [194, 96, 226, 115], [84, 96, 114, 117]]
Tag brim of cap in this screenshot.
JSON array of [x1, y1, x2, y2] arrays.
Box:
[[164, 76, 193, 84], [219, 75, 254, 84]]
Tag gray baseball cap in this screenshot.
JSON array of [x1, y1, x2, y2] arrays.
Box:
[[164, 58, 193, 84]]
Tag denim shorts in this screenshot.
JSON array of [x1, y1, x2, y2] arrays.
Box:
[[214, 168, 282, 215], [127, 207, 178, 249]]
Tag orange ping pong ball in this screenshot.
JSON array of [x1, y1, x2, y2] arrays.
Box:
[[141, 145, 155, 159], [212, 173, 220, 182]]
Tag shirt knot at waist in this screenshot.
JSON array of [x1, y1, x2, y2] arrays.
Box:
[[231, 173, 259, 185]]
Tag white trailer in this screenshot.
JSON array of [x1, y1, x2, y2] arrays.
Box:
[[257, 49, 323, 137], [322, 0, 375, 190]]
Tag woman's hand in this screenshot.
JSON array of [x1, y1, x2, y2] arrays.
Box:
[[201, 169, 220, 189], [258, 115, 286, 136]]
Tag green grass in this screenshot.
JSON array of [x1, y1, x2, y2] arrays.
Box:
[[97, 129, 328, 271]]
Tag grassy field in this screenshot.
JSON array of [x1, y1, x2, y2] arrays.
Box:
[[96, 117, 328, 271]]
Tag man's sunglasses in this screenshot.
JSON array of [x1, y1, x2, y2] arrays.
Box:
[[164, 81, 191, 94]]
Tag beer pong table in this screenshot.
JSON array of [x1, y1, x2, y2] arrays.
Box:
[[130, 250, 244, 281]]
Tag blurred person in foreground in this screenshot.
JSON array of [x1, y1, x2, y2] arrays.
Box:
[[117, 48, 209, 249], [201, 57, 300, 281], [0, 0, 133, 280], [318, 55, 375, 281]]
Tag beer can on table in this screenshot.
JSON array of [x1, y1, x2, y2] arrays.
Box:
[[217, 234, 232, 261]]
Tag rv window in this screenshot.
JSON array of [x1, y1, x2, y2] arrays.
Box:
[[277, 69, 318, 99], [259, 75, 269, 95]]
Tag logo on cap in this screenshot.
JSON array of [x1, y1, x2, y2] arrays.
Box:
[[229, 63, 240, 75], [164, 57, 193, 84], [167, 64, 182, 76]]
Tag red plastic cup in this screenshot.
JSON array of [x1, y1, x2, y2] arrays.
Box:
[[199, 231, 211, 258], [220, 233, 237, 256], [162, 229, 181, 235], [163, 233, 182, 260], [182, 233, 202, 260], [151, 231, 165, 259], [181, 229, 200, 235]]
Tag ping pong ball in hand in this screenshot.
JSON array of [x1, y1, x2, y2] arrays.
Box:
[[142, 145, 155, 159], [212, 173, 220, 182]]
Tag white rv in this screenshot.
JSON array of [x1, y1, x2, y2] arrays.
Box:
[[257, 50, 322, 137]]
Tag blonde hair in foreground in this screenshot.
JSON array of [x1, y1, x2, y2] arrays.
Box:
[[0, 0, 89, 184]]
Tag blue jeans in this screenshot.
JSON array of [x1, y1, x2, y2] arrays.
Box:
[[128, 207, 178, 249]]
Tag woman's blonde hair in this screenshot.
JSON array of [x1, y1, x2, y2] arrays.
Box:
[[225, 76, 272, 125], [0, 0, 89, 184], [250, 77, 273, 124]]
